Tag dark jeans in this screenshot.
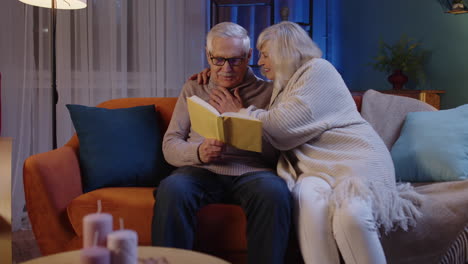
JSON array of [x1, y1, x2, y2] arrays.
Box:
[[152, 166, 292, 264]]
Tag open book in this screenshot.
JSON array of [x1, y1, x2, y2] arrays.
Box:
[[187, 95, 262, 152]]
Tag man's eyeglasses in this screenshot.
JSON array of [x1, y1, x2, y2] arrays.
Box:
[[209, 52, 246, 66]]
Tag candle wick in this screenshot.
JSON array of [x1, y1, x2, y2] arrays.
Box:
[[97, 200, 102, 213], [119, 217, 124, 230]]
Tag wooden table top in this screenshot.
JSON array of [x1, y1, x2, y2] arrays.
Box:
[[22, 246, 231, 264]]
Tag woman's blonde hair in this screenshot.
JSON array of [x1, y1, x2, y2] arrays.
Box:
[[257, 21, 322, 90]]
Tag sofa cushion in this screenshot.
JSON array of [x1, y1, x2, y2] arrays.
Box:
[[361, 89, 436, 150], [67, 187, 155, 245], [391, 104, 468, 182], [67, 187, 248, 253], [66, 104, 167, 192]]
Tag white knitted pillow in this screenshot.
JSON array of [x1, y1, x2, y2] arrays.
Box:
[[360, 89, 436, 150]]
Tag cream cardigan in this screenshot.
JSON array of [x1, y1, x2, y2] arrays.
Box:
[[241, 58, 423, 233]]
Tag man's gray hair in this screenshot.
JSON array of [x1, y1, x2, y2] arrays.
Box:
[[206, 22, 251, 54], [257, 21, 322, 90]]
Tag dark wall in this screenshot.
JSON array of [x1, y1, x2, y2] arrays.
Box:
[[325, 0, 468, 109]]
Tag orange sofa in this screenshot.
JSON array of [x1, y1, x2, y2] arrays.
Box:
[[24, 95, 468, 264], [24, 97, 269, 264]]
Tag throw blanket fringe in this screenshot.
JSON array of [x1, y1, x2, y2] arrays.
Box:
[[439, 225, 468, 264], [331, 177, 423, 234]]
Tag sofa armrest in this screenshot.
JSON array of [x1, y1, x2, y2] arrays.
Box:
[[23, 145, 83, 255]]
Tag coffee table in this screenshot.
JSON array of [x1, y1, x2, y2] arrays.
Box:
[[21, 246, 230, 264]]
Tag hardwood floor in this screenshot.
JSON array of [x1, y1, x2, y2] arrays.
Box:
[[12, 229, 41, 263], [12, 218, 41, 263]]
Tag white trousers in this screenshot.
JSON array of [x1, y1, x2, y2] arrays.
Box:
[[292, 177, 386, 264]]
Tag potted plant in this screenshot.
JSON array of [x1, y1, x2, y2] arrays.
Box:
[[371, 35, 430, 90]]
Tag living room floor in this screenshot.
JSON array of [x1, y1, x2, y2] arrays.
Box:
[[12, 217, 41, 263]]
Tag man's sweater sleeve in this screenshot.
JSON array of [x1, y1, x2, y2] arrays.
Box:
[[162, 83, 202, 167]]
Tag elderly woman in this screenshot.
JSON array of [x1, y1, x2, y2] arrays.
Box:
[[208, 21, 423, 264]]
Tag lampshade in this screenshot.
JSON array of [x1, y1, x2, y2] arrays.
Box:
[[19, 0, 86, 9]]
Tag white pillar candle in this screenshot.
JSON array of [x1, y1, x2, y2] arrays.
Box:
[[80, 246, 111, 264], [107, 230, 138, 264], [83, 213, 113, 248]]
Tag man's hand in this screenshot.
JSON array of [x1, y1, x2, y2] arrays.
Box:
[[188, 68, 211, 84], [198, 138, 225, 163], [209, 87, 243, 114]]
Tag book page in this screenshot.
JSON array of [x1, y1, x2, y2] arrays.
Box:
[[188, 95, 220, 116], [221, 111, 260, 121]]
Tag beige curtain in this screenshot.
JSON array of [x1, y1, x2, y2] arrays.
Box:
[[0, 0, 207, 231]]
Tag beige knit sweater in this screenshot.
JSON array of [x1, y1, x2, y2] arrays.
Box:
[[163, 68, 279, 176], [241, 58, 423, 233]]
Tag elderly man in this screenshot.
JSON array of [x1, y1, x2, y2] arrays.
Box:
[[151, 22, 292, 264]]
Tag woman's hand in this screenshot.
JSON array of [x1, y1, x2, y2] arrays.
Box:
[[209, 87, 243, 113], [187, 68, 211, 84]]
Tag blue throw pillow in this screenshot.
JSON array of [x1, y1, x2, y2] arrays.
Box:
[[67, 104, 168, 192], [391, 104, 468, 182]]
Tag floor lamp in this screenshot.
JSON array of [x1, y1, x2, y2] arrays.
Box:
[[18, 0, 87, 149]]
